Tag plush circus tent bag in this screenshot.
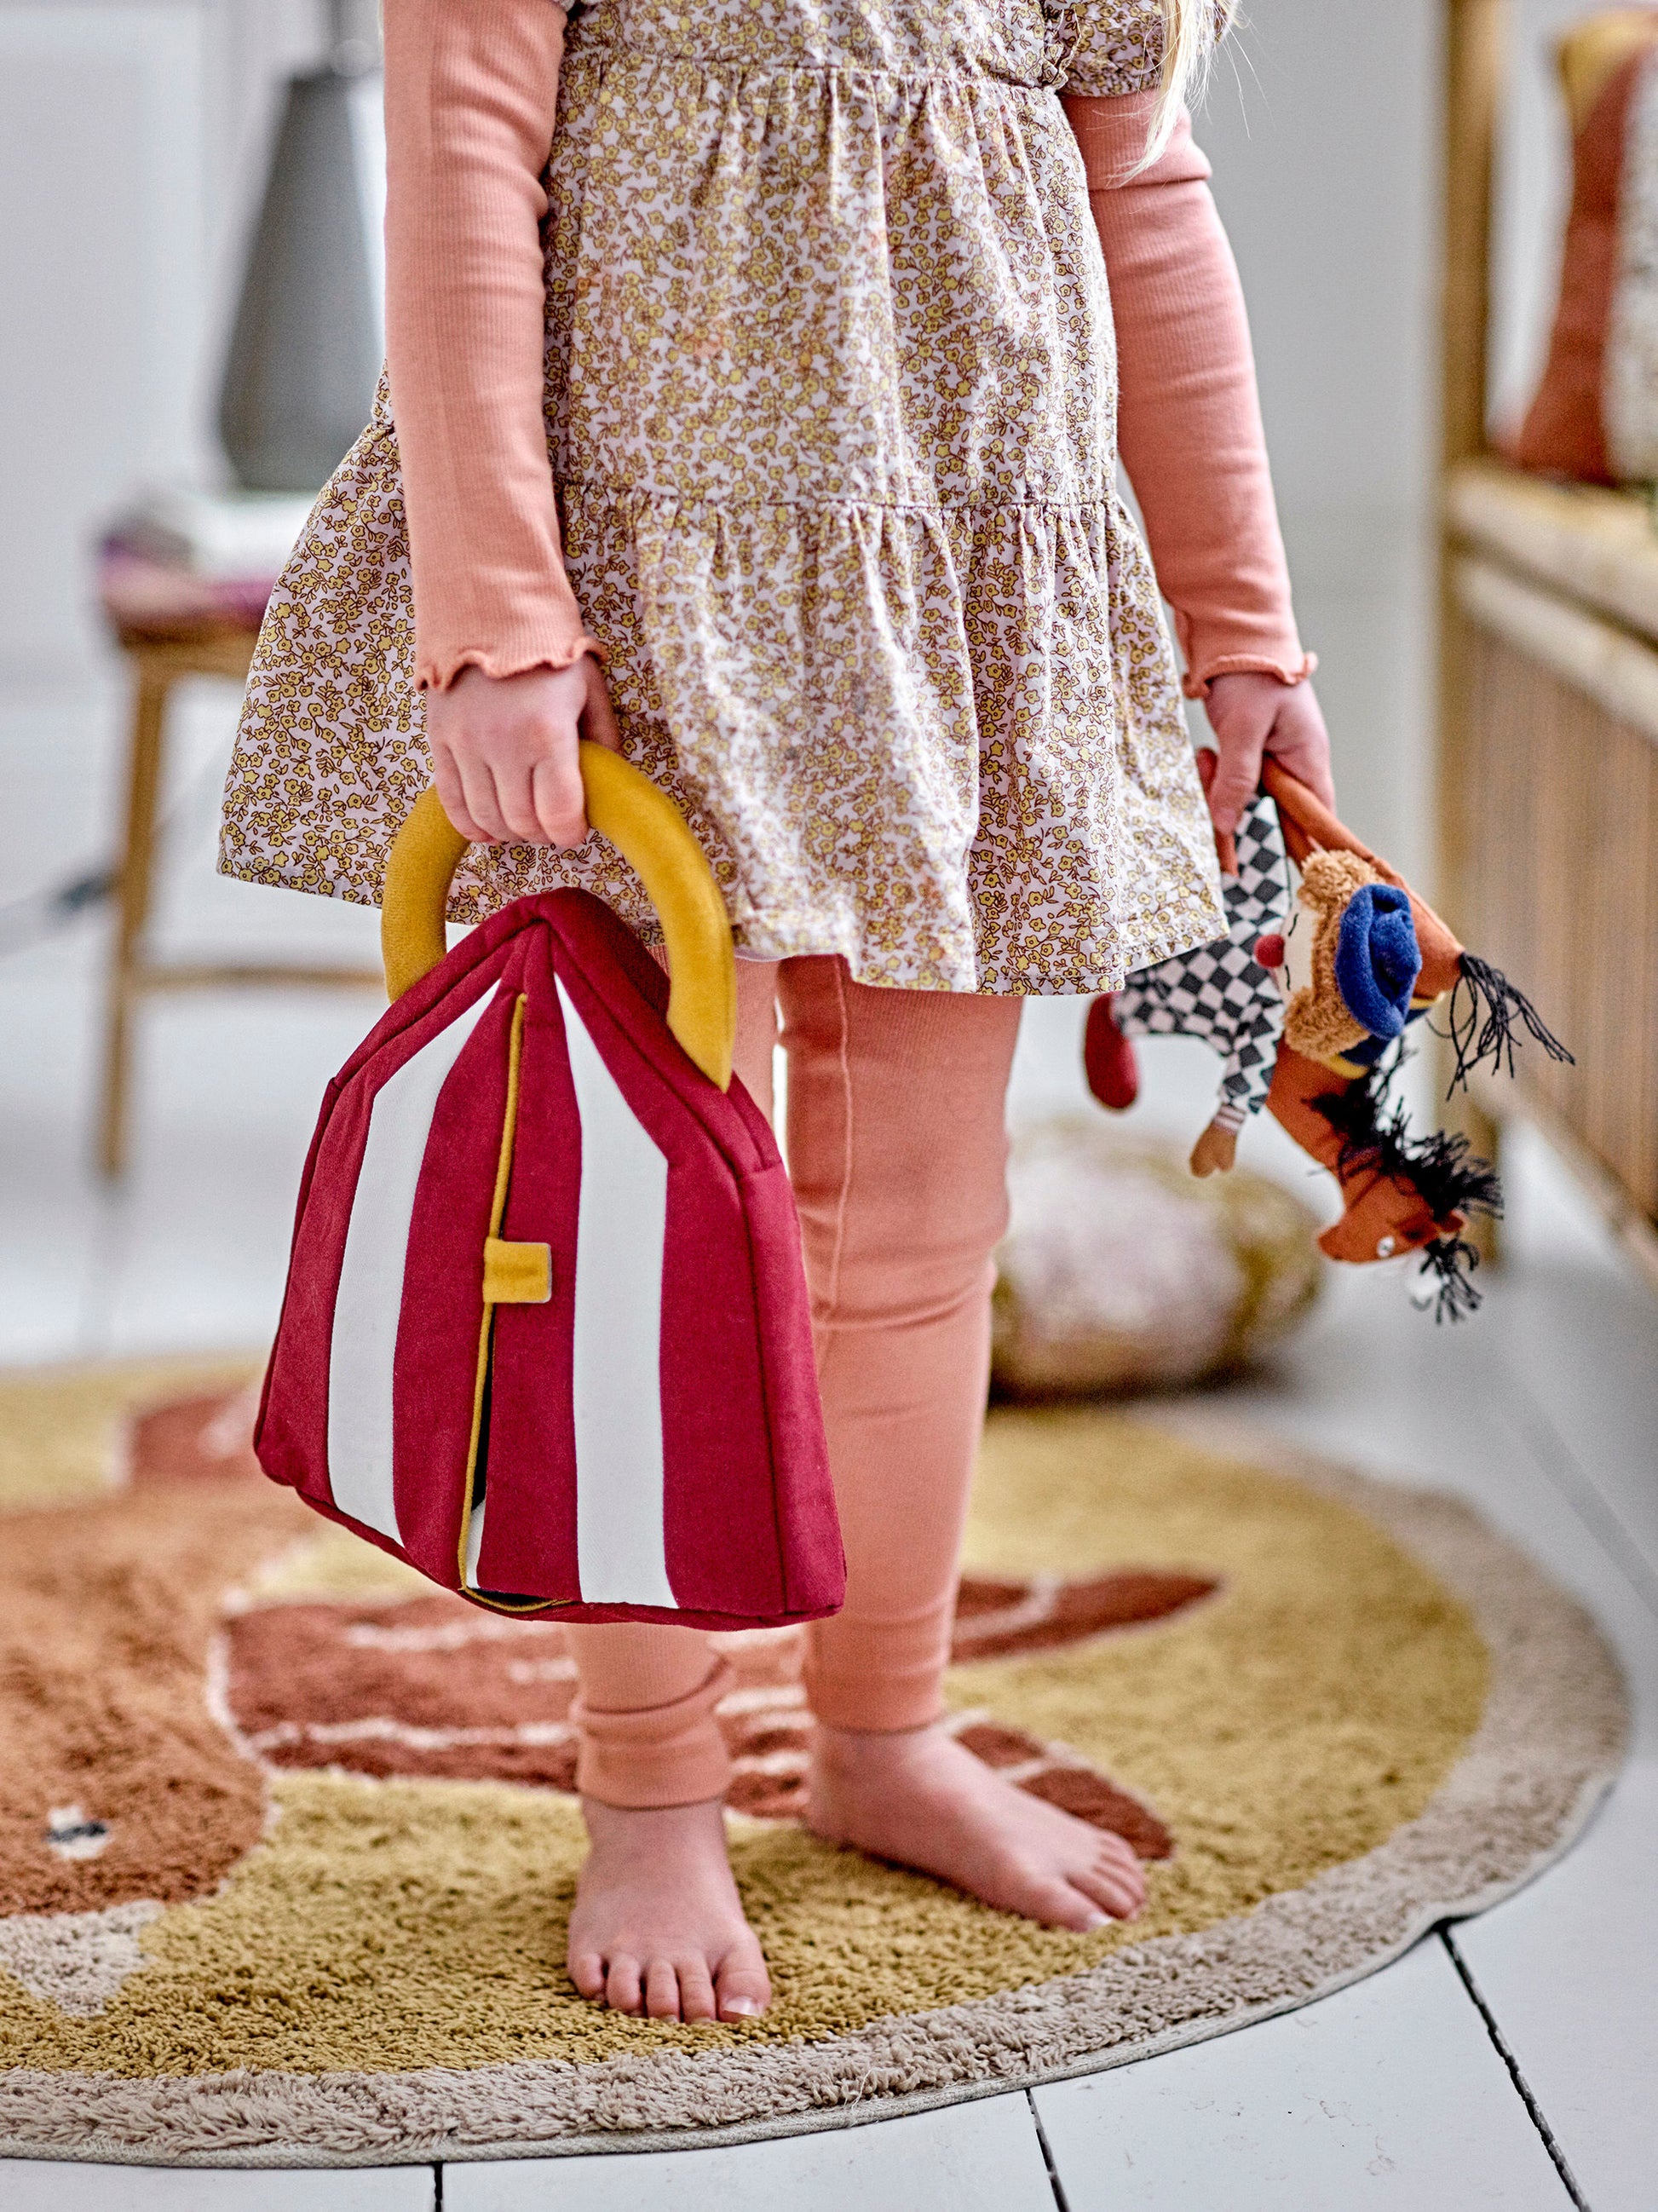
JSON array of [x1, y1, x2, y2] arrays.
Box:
[[256, 746, 844, 1629]]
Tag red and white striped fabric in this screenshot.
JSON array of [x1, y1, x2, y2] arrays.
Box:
[[256, 890, 843, 1628]]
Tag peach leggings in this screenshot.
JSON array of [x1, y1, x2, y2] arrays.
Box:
[[566, 956, 1022, 1807]]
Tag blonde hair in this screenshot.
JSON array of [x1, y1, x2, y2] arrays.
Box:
[[1145, 1, 1229, 165]]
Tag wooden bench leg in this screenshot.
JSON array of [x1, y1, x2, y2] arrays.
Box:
[[98, 664, 170, 1180]]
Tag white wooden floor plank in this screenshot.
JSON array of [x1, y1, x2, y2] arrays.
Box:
[[1425, 1136, 1658, 2212], [1450, 1717, 1658, 2211], [0, 945, 104, 1366], [1032, 1938, 1571, 2210], [1199, 1149, 1658, 2212], [1205, 1257, 1658, 1650], [440, 2093, 1056, 2212], [86, 992, 376, 1360], [0, 2163, 433, 2211], [0, 673, 380, 1365], [1489, 1126, 1658, 1604]]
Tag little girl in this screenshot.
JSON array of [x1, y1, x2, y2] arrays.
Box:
[[222, 0, 1334, 2026]]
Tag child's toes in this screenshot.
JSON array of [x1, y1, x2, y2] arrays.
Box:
[[1028, 1876, 1104, 1931], [644, 1957, 683, 2019], [1074, 1860, 1140, 1921], [1093, 1834, 1146, 1890], [569, 1950, 607, 2002], [676, 1956, 718, 2023], [715, 1938, 771, 2020], [1108, 1864, 1145, 1906], [605, 1954, 644, 2014], [1097, 1829, 1143, 1878]]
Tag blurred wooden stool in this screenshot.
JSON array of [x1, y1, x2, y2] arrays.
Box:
[[98, 580, 381, 1178]]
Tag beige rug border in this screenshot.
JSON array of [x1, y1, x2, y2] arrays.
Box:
[[0, 1440, 1627, 2169]]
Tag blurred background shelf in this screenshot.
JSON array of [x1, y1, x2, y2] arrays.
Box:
[[1439, 1, 1658, 1296]]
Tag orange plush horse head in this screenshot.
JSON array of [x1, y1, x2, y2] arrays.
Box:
[[1086, 762, 1569, 1319]]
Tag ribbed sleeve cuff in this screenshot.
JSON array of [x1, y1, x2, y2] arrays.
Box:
[[1183, 648, 1318, 700], [416, 630, 607, 694]]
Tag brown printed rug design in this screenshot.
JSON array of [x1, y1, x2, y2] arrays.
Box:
[[0, 1359, 1626, 2169]]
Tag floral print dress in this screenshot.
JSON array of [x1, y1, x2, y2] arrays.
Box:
[[218, 0, 1229, 994]]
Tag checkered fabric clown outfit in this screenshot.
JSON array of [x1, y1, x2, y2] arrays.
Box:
[[1111, 791, 1290, 1138]]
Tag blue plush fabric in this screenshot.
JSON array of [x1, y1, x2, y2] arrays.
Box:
[[1334, 884, 1421, 1039]]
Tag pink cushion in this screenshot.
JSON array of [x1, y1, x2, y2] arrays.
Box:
[[1513, 44, 1657, 483]]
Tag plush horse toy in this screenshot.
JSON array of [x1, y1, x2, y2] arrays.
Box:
[[1085, 759, 1571, 1318]]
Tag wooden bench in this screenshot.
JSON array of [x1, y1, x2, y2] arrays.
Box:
[[1438, 3, 1658, 1291]]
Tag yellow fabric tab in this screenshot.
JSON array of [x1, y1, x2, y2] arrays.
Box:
[[482, 1238, 552, 1305]]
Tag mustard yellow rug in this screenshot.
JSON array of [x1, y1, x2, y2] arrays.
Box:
[[0, 1358, 1625, 2168]]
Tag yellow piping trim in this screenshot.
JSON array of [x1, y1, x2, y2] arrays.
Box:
[[458, 1316, 495, 1593], [381, 745, 736, 1089], [488, 995, 527, 1240]]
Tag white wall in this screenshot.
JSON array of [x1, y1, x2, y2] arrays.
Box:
[[1192, 0, 1440, 884], [0, 0, 320, 682], [1189, 0, 1588, 889]]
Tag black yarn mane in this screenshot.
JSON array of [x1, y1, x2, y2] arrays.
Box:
[[1413, 1228, 1488, 1325], [1443, 954, 1573, 1093], [1312, 1054, 1503, 1322]]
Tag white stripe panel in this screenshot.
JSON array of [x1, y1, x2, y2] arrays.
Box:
[[327, 988, 496, 1542], [463, 1493, 488, 1589], [555, 977, 676, 1609]]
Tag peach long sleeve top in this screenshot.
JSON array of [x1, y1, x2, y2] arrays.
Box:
[[383, 0, 599, 691], [1064, 92, 1315, 697], [384, 3, 1309, 701]]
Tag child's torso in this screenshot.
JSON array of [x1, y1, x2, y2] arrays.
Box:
[[564, 0, 1076, 87], [547, 0, 1112, 511]]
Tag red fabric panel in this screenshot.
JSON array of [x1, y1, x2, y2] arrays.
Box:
[[551, 890, 769, 1175], [390, 974, 518, 1583], [1513, 50, 1651, 483], [257, 959, 511, 1506], [469, 925, 584, 1602], [741, 1159, 844, 1616], [550, 902, 788, 1618], [255, 1071, 365, 1506], [659, 1145, 785, 1618], [258, 933, 515, 1518]]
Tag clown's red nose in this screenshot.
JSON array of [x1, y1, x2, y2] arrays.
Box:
[[1254, 932, 1286, 969]]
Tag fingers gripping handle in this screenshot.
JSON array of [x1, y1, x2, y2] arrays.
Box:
[[380, 742, 738, 1091]]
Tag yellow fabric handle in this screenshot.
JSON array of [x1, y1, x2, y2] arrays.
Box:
[[380, 744, 737, 1090]]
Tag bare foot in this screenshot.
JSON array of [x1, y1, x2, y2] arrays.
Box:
[[567, 1798, 772, 2023], [808, 1723, 1147, 1931]]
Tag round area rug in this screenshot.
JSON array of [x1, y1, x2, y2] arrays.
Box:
[[0, 1358, 1625, 2168]]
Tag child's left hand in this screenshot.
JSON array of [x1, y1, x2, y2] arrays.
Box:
[[1201, 672, 1336, 838]]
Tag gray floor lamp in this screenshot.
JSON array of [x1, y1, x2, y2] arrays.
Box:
[[218, 0, 384, 493]]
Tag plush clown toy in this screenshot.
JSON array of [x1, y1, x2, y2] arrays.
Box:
[[1087, 761, 1570, 1318]]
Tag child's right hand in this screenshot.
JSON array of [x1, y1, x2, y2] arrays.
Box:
[[426, 654, 621, 849], [1201, 671, 1336, 839]]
